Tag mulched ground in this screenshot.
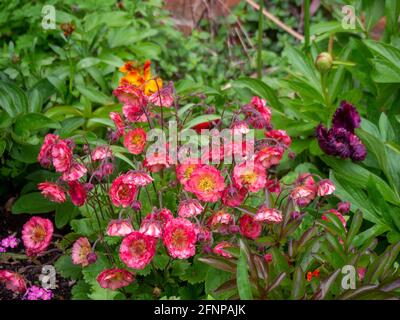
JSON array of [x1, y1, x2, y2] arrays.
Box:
[[0, 198, 73, 300]]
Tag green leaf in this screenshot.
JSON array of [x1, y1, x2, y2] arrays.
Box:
[[55, 201, 81, 229], [54, 255, 82, 280], [290, 265, 306, 300], [70, 218, 97, 237], [14, 113, 60, 134], [76, 86, 113, 105], [77, 57, 101, 70], [237, 240, 253, 300], [183, 114, 221, 130], [12, 192, 57, 214]]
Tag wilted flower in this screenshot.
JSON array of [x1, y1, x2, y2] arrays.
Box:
[[97, 268, 135, 291], [22, 217, 53, 256], [332, 101, 361, 134], [221, 185, 247, 207], [231, 121, 250, 135], [317, 179, 335, 196], [239, 214, 262, 239], [233, 161, 266, 193], [195, 226, 212, 243], [265, 179, 280, 193], [178, 199, 203, 218], [186, 165, 225, 202], [123, 104, 147, 122], [109, 174, 138, 207], [68, 181, 87, 207], [123, 128, 147, 155], [119, 231, 157, 269], [241, 96, 272, 129], [0, 270, 27, 293], [255, 206, 283, 223], [106, 219, 134, 237], [163, 218, 197, 259], [71, 237, 92, 267], [38, 182, 66, 203], [213, 241, 234, 258]]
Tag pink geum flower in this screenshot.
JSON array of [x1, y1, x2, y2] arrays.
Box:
[[178, 199, 203, 218], [221, 185, 247, 207], [1, 235, 19, 249], [113, 84, 147, 107], [265, 179, 281, 193], [123, 128, 147, 155], [22, 217, 53, 256], [91, 146, 112, 161], [317, 179, 335, 197], [144, 151, 171, 173], [148, 82, 174, 107], [242, 97, 272, 129], [207, 210, 234, 233], [176, 158, 203, 188], [163, 218, 197, 259], [239, 214, 262, 239], [119, 231, 157, 269], [322, 209, 347, 228], [71, 237, 92, 267], [61, 162, 87, 181], [109, 112, 126, 137], [97, 268, 135, 291], [290, 185, 316, 207], [123, 104, 147, 122], [123, 170, 153, 186], [109, 174, 138, 207], [38, 134, 59, 168], [265, 129, 292, 148], [106, 219, 134, 237], [139, 208, 173, 238], [68, 181, 87, 206], [38, 182, 66, 203], [230, 120, 250, 135], [51, 139, 73, 172], [233, 161, 266, 193], [255, 146, 284, 169], [186, 165, 225, 202], [255, 206, 283, 224], [0, 270, 27, 293], [213, 241, 234, 258], [23, 286, 53, 300], [297, 173, 316, 189]]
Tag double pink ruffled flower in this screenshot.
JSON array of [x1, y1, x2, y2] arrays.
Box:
[[97, 268, 135, 291], [163, 218, 197, 259], [119, 231, 157, 269], [22, 217, 53, 256]]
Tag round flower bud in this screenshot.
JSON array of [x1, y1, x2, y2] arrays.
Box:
[[315, 52, 333, 73]]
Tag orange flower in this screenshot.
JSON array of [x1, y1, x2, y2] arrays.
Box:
[[119, 60, 162, 96]]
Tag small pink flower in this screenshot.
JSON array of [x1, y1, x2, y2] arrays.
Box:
[[297, 173, 316, 189], [123, 170, 153, 186], [139, 208, 173, 238], [163, 218, 197, 259], [233, 161, 266, 193], [51, 140, 73, 172], [106, 219, 134, 237], [23, 285, 53, 300], [322, 209, 347, 228], [265, 129, 292, 148], [317, 179, 335, 196], [255, 206, 283, 223], [123, 128, 147, 155], [123, 104, 147, 122], [231, 120, 250, 135], [68, 181, 87, 207], [148, 82, 174, 107], [264, 253, 273, 263], [22, 217, 53, 256], [97, 268, 135, 291], [71, 237, 92, 267], [338, 202, 350, 214], [291, 186, 316, 207], [113, 84, 147, 107], [213, 241, 234, 258], [38, 182, 66, 203], [109, 112, 125, 136], [0, 270, 27, 293], [119, 231, 157, 269], [91, 146, 112, 161], [255, 146, 283, 169], [207, 211, 234, 233], [221, 185, 247, 207], [109, 174, 137, 207], [357, 267, 367, 281], [38, 134, 59, 168], [62, 162, 87, 181], [239, 214, 262, 239], [242, 96, 271, 129], [1, 235, 19, 248], [178, 199, 203, 218], [186, 165, 225, 202], [144, 151, 171, 173]]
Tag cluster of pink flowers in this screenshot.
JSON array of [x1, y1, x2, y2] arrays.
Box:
[[23, 286, 53, 300], [0, 235, 19, 252]]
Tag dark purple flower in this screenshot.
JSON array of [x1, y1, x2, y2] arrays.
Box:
[[316, 125, 352, 158], [349, 134, 367, 161], [332, 101, 361, 133]]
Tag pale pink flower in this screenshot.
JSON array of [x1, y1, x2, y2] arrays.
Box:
[[163, 218, 197, 259], [255, 146, 283, 169], [207, 211, 234, 233], [255, 206, 283, 223], [178, 199, 203, 218], [106, 219, 134, 237], [119, 231, 157, 269], [61, 162, 87, 181], [213, 241, 234, 258], [123, 170, 153, 186], [317, 179, 335, 196], [38, 182, 66, 203], [91, 146, 112, 161], [71, 237, 92, 267], [139, 208, 173, 238], [144, 152, 171, 173], [97, 268, 135, 291], [291, 185, 316, 207], [22, 217, 53, 256]]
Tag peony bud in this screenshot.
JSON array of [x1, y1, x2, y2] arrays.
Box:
[[315, 52, 333, 73]]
